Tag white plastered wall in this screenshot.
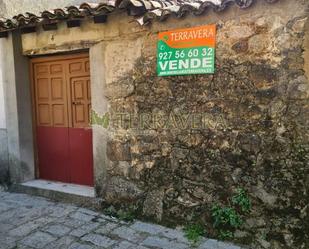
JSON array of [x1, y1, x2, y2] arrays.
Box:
[[0, 40, 6, 129]]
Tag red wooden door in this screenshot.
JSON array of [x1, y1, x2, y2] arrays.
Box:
[[32, 54, 93, 186]]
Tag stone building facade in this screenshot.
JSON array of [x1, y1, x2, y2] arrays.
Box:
[[0, 0, 308, 248]]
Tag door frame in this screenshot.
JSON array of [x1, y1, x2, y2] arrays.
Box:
[[4, 32, 109, 193], [29, 51, 93, 182]]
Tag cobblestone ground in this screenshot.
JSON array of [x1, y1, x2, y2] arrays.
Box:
[[0, 191, 244, 249]]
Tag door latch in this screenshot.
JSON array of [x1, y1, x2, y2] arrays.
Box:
[[72, 101, 82, 105]]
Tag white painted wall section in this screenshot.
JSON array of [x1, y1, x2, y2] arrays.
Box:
[[0, 40, 6, 129]]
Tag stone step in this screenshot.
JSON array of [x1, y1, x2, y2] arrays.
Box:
[[9, 179, 102, 209]]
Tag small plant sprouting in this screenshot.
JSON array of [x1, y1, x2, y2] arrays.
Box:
[[117, 210, 135, 222], [218, 230, 234, 240], [211, 187, 251, 240], [103, 206, 117, 216], [184, 223, 206, 244], [211, 204, 243, 229], [231, 188, 251, 213]]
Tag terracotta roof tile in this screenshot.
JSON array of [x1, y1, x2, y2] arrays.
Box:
[[0, 0, 279, 33]]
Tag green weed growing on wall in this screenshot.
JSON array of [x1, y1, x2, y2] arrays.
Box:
[[231, 188, 251, 213], [184, 223, 206, 244], [211, 188, 251, 240]]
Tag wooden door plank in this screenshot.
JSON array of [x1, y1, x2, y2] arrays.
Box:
[[31, 53, 93, 186]]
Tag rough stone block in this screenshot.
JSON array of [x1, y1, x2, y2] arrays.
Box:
[[130, 221, 165, 235], [20, 231, 56, 249], [68, 242, 94, 249], [42, 224, 71, 236], [77, 207, 99, 216], [114, 241, 150, 249], [0, 203, 10, 213], [70, 222, 100, 237], [95, 222, 119, 235], [111, 226, 145, 242], [57, 217, 87, 228], [48, 205, 77, 218], [198, 239, 220, 249], [113, 241, 135, 249], [81, 233, 117, 247], [44, 236, 75, 249], [107, 161, 131, 178], [198, 239, 243, 249], [69, 211, 95, 222], [106, 141, 131, 161], [9, 220, 42, 237], [141, 236, 187, 249], [143, 189, 164, 221], [104, 176, 143, 203], [159, 228, 189, 244], [0, 236, 17, 249]]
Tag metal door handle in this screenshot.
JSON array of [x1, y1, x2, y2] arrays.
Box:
[[72, 101, 82, 105]]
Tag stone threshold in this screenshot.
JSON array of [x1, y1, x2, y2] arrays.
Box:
[[9, 179, 102, 209]]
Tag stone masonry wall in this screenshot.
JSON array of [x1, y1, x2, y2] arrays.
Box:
[[18, 0, 309, 248], [97, 1, 309, 249]]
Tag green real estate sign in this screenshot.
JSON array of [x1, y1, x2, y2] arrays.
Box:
[[157, 25, 216, 76]]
